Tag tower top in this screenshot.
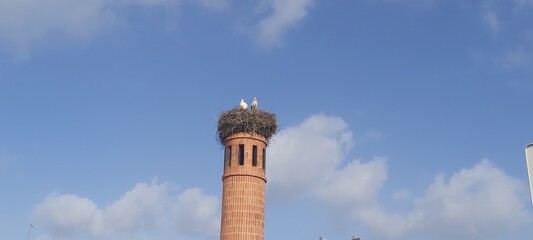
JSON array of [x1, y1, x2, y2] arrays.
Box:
[[217, 107, 277, 145]]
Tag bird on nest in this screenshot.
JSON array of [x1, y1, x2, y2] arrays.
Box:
[[239, 99, 248, 109], [251, 97, 258, 110]]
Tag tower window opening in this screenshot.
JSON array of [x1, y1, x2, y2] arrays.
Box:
[[225, 146, 231, 167], [262, 148, 266, 170], [239, 144, 245, 165], [224, 146, 227, 167], [252, 145, 258, 167]]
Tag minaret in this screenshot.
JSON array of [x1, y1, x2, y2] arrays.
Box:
[[217, 103, 277, 240]]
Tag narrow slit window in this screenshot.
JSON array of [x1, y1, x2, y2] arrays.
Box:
[[224, 146, 227, 167], [239, 144, 245, 165], [252, 145, 258, 167], [262, 148, 266, 170], [226, 146, 232, 167]]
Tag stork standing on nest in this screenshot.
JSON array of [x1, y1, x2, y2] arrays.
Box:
[[239, 99, 248, 109], [251, 97, 258, 110]]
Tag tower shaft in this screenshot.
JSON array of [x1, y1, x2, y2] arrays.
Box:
[[220, 132, 267, 240]]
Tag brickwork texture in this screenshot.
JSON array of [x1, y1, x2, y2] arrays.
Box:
[[220, 133, 267, 240]]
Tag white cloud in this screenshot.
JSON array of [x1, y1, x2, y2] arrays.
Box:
[[0, 0, 114, 59], [268, 114, 533, 239], [255, 0, 314, 47], [315, 158, 387, 205], [173, 188, 220, 236], [0, 0, 315, 55], [0, 0, 317, 56], [356, 160, 532, 239], [356, 205, 422, 238], [31, 114, 533, 240], [470, 0, 533, 70], [412, 160, 530, 238], [1, 0, 532, 57], [268, 114, 388, 206], [33, 180, 219, 240], [0, 0, 190, 58], [268, 115, 357, 201]]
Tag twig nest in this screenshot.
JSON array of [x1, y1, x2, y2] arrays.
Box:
[[217, 108, 278, 145]]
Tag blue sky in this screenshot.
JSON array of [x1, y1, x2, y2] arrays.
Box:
[[1, 0, 533, 239]]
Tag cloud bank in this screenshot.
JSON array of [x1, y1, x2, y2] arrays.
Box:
[[0, 0, 113, 58], [0, 0, 184, 58], [267, 115, 386, 205], [1, 0, 532, 60], [268, 114, 532, 239], [254, 0, 315, 47], [0, 0, 316, 57], [356, 160, 531, 239], [33, 181, 219, 240], [33, 114, 533, 239]]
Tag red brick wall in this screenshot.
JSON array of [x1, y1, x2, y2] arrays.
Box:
[[220, 133, 267, 240]]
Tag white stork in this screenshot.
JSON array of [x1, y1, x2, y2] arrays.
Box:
[[251, 97, 258, 109], [239, 99, 248, 109]]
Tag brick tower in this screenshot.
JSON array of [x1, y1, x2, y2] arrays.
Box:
[[217, 105, 277, 240]]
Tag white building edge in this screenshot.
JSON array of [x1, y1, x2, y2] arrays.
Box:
[[526, 143, 533, 207]]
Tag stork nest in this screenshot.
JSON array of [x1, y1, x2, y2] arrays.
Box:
[[217, 108, 278, 145]]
